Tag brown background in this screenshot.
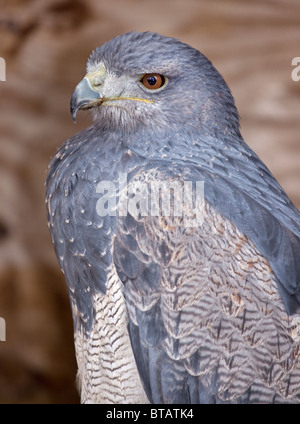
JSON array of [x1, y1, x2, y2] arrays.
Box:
[[0, 0, 299, 403]]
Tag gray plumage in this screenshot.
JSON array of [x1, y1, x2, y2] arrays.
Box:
[[46, 31, 300, 403]]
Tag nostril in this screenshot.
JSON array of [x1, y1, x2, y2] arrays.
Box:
[[93, 77, 103, 88]]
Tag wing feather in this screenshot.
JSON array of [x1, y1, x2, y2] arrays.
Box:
[[114, 167, 300, 403]]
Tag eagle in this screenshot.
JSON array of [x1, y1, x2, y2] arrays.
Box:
[[46, 31, 300, 403]]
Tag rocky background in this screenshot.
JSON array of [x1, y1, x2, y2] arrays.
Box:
[[0, 0, 299, 403]]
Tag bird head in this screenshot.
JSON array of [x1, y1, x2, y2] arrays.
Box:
[[71, 31, 240, 137]]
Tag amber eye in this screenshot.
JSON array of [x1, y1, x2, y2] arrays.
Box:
[[140, 73, 166, 90]]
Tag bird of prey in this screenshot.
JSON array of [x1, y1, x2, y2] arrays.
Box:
[[46, 31, 300, 404]]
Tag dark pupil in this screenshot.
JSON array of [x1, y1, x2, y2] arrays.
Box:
[[147, 76, 157, 86]]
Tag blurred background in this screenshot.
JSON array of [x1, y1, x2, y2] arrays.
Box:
[[0, 0, 299, 403]]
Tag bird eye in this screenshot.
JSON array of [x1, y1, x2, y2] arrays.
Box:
[[140, 73, 166, 90]]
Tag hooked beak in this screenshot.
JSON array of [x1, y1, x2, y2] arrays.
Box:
[[70, 76, 103, 123], [70, 65, 155, 123]]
